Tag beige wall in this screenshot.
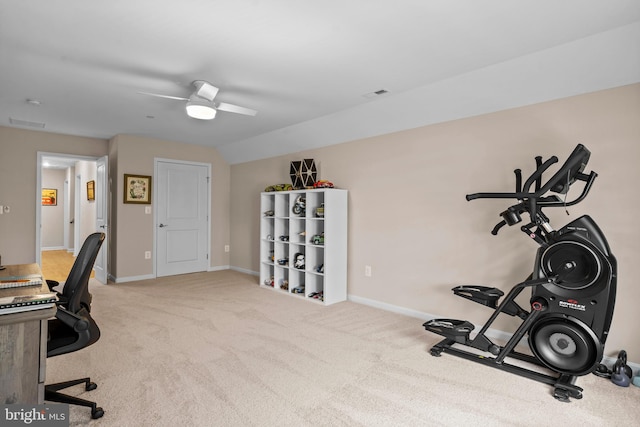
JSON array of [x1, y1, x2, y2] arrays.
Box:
[[230, 83, 640, 358], [0, 126, 107, 263], [108, 134, 231, 279]]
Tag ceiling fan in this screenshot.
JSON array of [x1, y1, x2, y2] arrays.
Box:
[[138, 80, 257, 120]]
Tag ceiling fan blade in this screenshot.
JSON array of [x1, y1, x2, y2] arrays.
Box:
[[217, 102, 258, 116], [137, 91, 189, 101]]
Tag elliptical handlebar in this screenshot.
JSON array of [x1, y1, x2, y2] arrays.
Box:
[[466, 144, 596, 235], [522, 156, 558, 194]]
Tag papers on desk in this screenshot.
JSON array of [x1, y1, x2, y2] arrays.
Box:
[[0, 275, 43, 289], [0, 292, 57, 315], [0, 264, 44, 289]]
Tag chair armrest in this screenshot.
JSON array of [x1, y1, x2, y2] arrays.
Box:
[[46, 279, 60, 291], [55, 306, 91, 333], [48, 306, 94, 357]]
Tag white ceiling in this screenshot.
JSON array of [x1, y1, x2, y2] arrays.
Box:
[[1, 1, 639, 164]]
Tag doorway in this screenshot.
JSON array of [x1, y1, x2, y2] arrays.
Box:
[[37, 153, 108, 284]]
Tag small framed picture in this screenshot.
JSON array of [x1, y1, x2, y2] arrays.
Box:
[[87, 180, 95, 201], [124, 174, 152, 204], [42, 188, 57, 206]]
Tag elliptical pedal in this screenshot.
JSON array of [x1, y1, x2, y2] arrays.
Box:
[[452, 285, 503, 309], [423, 319, 474, 345]]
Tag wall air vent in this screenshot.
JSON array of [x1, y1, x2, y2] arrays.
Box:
[[9, 117, 46, 128], [362, 89, 391, 99]]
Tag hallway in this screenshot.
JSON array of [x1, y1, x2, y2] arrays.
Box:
[[41, 249, 93, 283]]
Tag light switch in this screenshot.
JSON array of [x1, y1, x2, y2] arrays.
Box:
[[145, 206, 151, 214]]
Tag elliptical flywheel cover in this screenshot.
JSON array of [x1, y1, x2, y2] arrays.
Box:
[[529, 314, 603, 376]]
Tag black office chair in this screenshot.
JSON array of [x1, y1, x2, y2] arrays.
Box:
[[45, 232, 105, 419]]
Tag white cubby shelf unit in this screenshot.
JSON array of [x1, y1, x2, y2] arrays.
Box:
[[259, 188, 348, 305]]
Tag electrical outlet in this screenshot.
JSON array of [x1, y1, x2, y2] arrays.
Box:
[[224, 245, 230, 253], [365, 265, 372, 277], [144, 251, 151, 259]]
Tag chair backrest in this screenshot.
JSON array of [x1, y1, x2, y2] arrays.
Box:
[[61, 232, 105, 313]]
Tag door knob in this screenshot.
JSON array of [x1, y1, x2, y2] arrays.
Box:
[[159, 223, 168, 228]]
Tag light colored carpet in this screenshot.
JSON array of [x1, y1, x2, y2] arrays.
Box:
[[46, 270, 640, 426]]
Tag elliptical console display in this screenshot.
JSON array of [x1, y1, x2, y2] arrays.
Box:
[[423, 144, 616, 402]]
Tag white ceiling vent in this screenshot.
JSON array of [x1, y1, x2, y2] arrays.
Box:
[[9, 117, 46, 128], [363, 89, 391, 98]]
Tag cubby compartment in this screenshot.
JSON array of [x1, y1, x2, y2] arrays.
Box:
[[261, 219, 275, 241], [306, 218, 324, 246], [290, 217, 306, 244], [261, 263, 274, 287], [289, 191, 307, 218], [306, 246, 324, 276], [274, 266, 289, 292], [261, 239, 275, 263], [305, 273, 324, 302], [275, 217, 289, 242], [306, 191, 325, 219], [259, 189, 347, 305], [274, 193, 290, 218], [289, 269, 306, 297], [290, 243, 306, 271], [261, 195, 275, 217]]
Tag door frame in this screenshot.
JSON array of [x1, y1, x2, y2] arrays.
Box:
[[93, 155, 109, 283], [153, 158, 211, 277], [36, 152, 108, 281]]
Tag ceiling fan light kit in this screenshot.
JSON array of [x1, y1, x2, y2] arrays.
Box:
[[186, 96, 217, 120]]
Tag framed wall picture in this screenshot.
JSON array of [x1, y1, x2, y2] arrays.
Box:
[[124, 174, 152, 204], [42, 188, 57, 206], [87, 180, 95, 201]]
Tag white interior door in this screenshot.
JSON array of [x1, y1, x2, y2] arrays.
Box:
[[156, 160, 209, 277], [94, 155, 108, 283]]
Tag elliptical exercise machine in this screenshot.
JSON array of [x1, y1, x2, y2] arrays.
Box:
[[423, 144, 617, 402]]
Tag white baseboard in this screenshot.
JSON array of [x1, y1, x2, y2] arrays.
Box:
[[230, 266, 259, 276], [41, 246, 65, 251], [348, 294, 516, 342], [111, 274, 156, 283], [348, 294, 435, 321], [111, 267, 255, 283]]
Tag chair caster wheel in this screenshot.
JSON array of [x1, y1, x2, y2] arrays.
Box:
[[86, 382, 97, 391], [430, 347, 443, 357], [91, 407, 104, 419]]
